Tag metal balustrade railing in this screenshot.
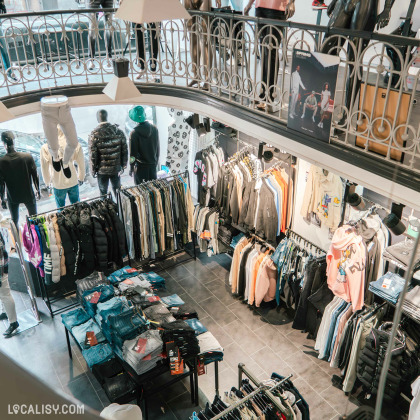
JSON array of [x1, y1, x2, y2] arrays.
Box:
[[0, 9, 419, 176]]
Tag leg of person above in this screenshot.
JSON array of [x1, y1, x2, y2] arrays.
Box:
[[41, 108, 61, 171], [58, 107, 79, 175], [109, 174, 121, 200], [97, 174, 110, 196], [24, 199, 37, 218], [54, 188, 67, 209], [7, 201, 19, 227], [0, 275, 19, 337], [67, 185, 80, 204]]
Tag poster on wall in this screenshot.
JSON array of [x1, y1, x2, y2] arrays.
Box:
[[287, 49, 340, 143]]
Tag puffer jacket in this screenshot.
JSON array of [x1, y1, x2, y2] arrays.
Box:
[[91, 208, 108, 272], [105, 199, 127, 263], [78, 206, 96, 277], [51, 214, 66, 277], [357, 325, 405, 402], [57, 214, 76, 280], [46, 219, 60, 283], [89, 122, 128, 176]]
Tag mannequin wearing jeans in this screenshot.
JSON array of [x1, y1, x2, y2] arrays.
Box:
[[0, 132, 39, 226], [40, 126, 85, 209], [244, 0, 295, 110], [0, 232, 18, 337]]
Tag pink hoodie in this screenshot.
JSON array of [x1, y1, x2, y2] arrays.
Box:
[[327, 226, 366, 311], [22, 224, 43, 269]]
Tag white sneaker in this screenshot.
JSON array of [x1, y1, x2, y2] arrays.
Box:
[[318, 122, 322, 128], [301, 114, 304, 119], [312, 116, 315, 122], [87, 60, 95, 70], [290, 114, 294, 119], [135, 71, 146, 80]]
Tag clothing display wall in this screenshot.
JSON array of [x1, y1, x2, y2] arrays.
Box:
[[119, 173, 194, 263]]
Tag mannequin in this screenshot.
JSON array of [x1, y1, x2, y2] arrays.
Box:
[[41, 95, 79, 179], [166, 108, 192, 174], [41, 125, 85, 209], [322, 0, 395, 114], [0, 131, 40, 226], [89, 109, 128, 197], [184, 0, 213, 90], [87, 0, 114, 70]]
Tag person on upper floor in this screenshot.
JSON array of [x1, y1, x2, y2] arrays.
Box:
[[89, 109, 128, 198], [128, 106, 160, 184]]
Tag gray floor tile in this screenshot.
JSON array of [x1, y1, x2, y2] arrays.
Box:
[[321, 385, 359, 416], [199, 295, 238, 327], [223, 319, 265, 355]]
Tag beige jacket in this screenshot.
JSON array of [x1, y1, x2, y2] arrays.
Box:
[[50, 214, 66, 276]]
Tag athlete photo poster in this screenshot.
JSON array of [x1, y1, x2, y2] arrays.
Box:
[[287, 49, 340, 143]]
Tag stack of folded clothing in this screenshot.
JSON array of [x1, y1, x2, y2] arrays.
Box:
[[383, 241, 420, 268], [143, 303, 176, 325], [368, 272, 406, 304], [72, 318, 106, 349], [185, 318, 207, 336], [61, 308, 90, 331], [82, 284, 115, 317], [161, 294, 185, 308], [230, 233, 245, 249], [218, 224, 237, 248], [107, 266, 139, 284], [403, 286, 420, 322], [172, 309, 199, 320], [197, 331, 224, 364], [123, 330, 163, 375], [118, 276, 152, 294], [95, 297, 130, 343], [138, 272, 165, 290], [82, 343, 115, 369], [161, 320, 200, 358], [76, 273, 109, 304], [108, 308, 149, 350]]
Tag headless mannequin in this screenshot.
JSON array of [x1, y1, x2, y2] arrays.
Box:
[[322, 0, 395, 116], [184, 0, 213, 90], [41, 95, 68, 107]]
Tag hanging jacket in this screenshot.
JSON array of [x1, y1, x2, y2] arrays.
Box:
[[78, 206, 96, 278], [47, 218, 60, 283], [51, 214, 66, 277], [255, 180, 278, 245], [89, 122, 128, 176], [91, 208, 108, 272], [22, 224, 42, 269], [106, 199, 127, 263], [57, 214, 76, 280], [38, 221, 52, 285]]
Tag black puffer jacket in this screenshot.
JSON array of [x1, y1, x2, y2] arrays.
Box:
[[105, 199, 127, 264], [78, 206, 95, 278], [89, 122, 128, 176], [91, 208, 108, 272], [57, 214, 76, 280]]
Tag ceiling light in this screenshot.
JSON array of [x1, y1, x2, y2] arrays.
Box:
[[0, 102, 14, 122], [115, 0, 191, 24], [103, 58, 142, 101]]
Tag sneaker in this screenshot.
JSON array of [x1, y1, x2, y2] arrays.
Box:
[[312, 116, 315, 122], [62, 162, 72, 179], [312, 0, 327, 9], [3, 321, 19, 337], [52, 158, 62, 172], [318, 122, 322, 128], [135, 71, 146, 80], [87, 60, 95, 71], [301, 114, 304, 119]]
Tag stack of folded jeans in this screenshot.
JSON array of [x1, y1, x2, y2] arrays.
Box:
[[143, 303, 176, 325], [118, 276, 152, 294], [107, 266, 139, 284], [161, 320, 200, 358], [95, 297, 130, 343], [230, 233, 245, 249], [82, 343, 115, 368], [197, 331, 223, 364], [138, 272, 165, 289], [185, 318, 207, 336], [107, 308, 149, 350], [76, 273, 109, 304], [72, 318, 106, 349], [123, 330, 163, 375], [368, 272, 406, 304], [161, 294, 185, 308], [403, 286, 420, 322], [61, 308, 90, 330], [82, 284, 115, 317]]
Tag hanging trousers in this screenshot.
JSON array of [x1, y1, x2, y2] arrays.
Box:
[[41, 104, 79, 165]]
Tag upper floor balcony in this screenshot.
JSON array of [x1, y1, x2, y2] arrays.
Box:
[[0, 7, 418, 201]]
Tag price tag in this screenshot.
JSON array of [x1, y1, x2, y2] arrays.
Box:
[[127, 268, 138, 274], [85, 331, 98, 347], [123, 279, 134, 285], [133, 337, 148, 353], [148, 296, 160, 303], [197, 355, 205, 376], [166, 341, 184, 375], [382, 278, 393, 289], [85, 291, 101, 304]]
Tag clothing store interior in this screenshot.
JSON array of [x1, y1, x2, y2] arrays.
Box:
[[0, 100, 417, 420], [0, 0, 418, 420]]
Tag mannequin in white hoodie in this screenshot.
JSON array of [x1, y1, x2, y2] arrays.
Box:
[[41, 126, 85, 209]]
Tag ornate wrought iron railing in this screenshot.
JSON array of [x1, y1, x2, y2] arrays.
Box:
[[0, 9, 419, 176]]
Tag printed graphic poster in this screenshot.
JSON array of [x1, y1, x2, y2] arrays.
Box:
[[287, 49, 340, 143]]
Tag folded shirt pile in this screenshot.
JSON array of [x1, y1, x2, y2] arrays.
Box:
[[107, 266, 139, 284], [161, 294, 185, 308], [118, 276, 152, 294], [123, 330, 163, 375], [185, 318, 207, 336], [82, 343, 114, 368], [61, 308, 90, 330], [368, 272, 406, 304], [72, 318, 106, 349], [383, 241, 420, 268], [403, 286, 420, 322], [143, 303, 176, 325], [198, 331, 224, 364], [138, 272, 166, 289], [161, 320, 200, 358], [82, 284, 115, 317]]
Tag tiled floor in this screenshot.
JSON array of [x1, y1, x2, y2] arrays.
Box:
[[0, 252, 361, 419]]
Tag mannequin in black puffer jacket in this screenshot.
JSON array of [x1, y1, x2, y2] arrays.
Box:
[[89, 110, 128, 196]]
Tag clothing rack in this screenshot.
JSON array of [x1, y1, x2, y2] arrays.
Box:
[[209, 363, 293, 420], [118, 171, 197, 272], [26, 193, 112, 317], [287, 229, 327, 254]]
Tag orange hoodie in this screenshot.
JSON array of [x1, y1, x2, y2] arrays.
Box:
[[326, 226, 366, 311]]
